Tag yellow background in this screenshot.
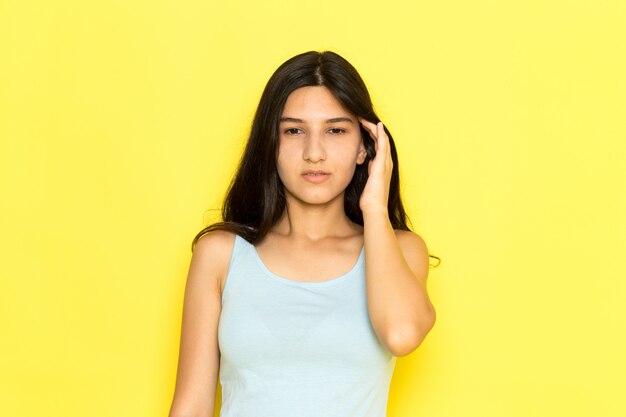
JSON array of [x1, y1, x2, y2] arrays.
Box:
[[1, 0, 624, 416]]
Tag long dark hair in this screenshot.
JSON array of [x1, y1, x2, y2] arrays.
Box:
[[192, 50, 440, 267]]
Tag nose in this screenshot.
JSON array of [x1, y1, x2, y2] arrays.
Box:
[[302, 131, 326, 163]]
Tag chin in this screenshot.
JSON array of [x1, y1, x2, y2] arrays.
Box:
[[293, 191, 344, 206]]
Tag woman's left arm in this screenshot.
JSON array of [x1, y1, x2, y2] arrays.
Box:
[[358, 118, 436, 357], [363, 212, 436, 357]]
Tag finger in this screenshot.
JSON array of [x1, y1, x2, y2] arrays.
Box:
[[379, 123, 393, 166], [359, 117, 378, 133], [359, 118, 378, 140], [378, 123, 393, 168], [377, 122, 387, 152], [358, 116, 375, 127], [380, 123, 391, 153]]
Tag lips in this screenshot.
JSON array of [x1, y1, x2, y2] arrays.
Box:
[[302, 170, 331, 183], [302, 170, 330, 175]]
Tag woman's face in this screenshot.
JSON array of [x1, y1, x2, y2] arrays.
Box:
[[277, 86, 367, 206]]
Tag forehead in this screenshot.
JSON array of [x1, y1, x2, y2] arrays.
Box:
[[281, 86, 352, 119]]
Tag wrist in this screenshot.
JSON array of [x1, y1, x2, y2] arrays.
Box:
[[361, 205, 389, 219]]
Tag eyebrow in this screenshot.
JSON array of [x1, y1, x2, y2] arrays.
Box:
[[279, 117, 354, 124]]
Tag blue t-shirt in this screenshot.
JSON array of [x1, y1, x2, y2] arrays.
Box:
[[218, 234, 397, 417]]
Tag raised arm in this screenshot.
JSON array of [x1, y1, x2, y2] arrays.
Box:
[[357, 118, 436, 357]]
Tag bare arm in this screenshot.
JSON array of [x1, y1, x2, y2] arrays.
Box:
[[168, 231, 235, 417], [357, 118, 436, 358], [363, 213, 436, 358]]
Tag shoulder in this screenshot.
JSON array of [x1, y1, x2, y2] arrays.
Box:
[[393, 229, 428, 255], [194, 229, 237, 256], [393, 229, 430, 282], [191, 230, 238, 295]]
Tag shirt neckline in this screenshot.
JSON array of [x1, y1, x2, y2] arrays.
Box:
[[243, 236, 365, 287]]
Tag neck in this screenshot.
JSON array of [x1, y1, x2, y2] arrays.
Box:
[[272, 192, 362, 242]]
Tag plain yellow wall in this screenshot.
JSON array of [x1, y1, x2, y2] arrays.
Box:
[[1, 1, 624, 416]]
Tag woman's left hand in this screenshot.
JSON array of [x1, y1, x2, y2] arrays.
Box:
[[358, 117, 393, 216]]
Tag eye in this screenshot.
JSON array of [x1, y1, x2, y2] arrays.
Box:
[[328, 128, 346, 134], [284, 127, 303, 135]]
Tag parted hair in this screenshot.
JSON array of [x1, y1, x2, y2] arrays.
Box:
[[191, 50, 440, 267]]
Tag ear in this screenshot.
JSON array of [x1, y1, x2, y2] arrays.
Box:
[[356, 141, 367, 165]]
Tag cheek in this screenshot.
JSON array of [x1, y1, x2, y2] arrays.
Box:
[[330, 141, 361, 164], [276, 145, 299, 179]]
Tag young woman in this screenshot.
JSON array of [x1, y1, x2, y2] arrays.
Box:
[[169, 50, 440, 417]]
